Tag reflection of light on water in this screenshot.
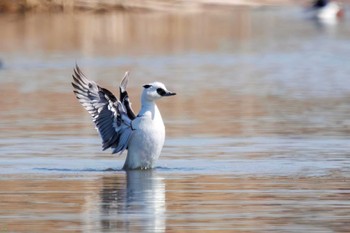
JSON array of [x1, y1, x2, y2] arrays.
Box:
[[81, 171, 166, 232], [82, 192, 102, 232]]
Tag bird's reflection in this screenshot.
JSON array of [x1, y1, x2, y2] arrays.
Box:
[[99, 170, 166, 232]]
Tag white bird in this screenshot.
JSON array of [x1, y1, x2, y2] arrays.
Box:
[[310, 0, 344, 20], [71, 65, 176, 170]]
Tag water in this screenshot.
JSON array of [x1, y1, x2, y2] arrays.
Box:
[[0, 7, 350, 232]]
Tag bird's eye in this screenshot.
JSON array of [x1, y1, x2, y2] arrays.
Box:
[[157, 88, 166, 96], [143, 84, 152, 89]]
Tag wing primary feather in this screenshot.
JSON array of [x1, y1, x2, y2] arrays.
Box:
[[71, 82, 87, 94], [73, 68, 86, 85]]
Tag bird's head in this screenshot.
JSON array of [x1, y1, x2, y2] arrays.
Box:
[[142, 82, 176, 102]]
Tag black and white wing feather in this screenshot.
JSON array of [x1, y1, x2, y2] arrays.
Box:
[[119, 71, 136, 120], [71, 65, 133, 154]]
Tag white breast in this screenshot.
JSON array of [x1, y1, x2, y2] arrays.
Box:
[[123, 104, 165, 170]]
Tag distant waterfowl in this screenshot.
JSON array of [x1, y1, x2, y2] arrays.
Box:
[[311, 0, 344, 20], [71, 65, 176, 170]]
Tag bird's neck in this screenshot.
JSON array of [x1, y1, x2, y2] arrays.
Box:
[[139, 99, 160, 120]]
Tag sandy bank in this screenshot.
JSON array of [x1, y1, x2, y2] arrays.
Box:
[[0, 0, 296, 13]]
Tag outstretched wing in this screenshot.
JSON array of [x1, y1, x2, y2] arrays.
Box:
[[119, 71, 136, 120], [71, 65, 133, 154]]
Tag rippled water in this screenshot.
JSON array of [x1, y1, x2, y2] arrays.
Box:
[[0, 7, 350, 232]]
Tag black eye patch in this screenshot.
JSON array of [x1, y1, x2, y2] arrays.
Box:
[[143, 84, 152, 89], [157, 88, 167, 96]]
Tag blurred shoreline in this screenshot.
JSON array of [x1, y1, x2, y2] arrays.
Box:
[[0, 0, 296, 13]]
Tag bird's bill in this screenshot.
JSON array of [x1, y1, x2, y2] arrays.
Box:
[[164, 91, 176, 96]]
